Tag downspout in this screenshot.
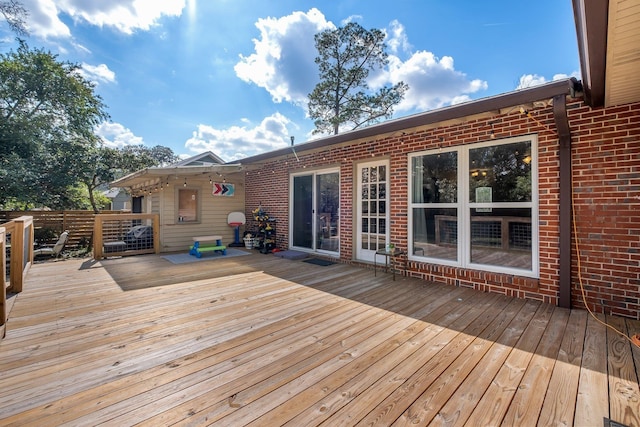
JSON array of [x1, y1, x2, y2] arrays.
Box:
[[554, 92, 572, 309]]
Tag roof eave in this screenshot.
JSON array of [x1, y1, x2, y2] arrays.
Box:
[[110, 164, 243, 189], [572, 0, 608, 107]]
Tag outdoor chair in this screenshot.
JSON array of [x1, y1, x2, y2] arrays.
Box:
[[34, 230, 69, 258]]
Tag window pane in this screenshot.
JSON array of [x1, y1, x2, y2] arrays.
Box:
[[411, 152, 458, 203], [178, 189, 198, 222], [469, 141, 532, 202], [362, 167, 369, 183], [379, 165, 386, 182], [412, 207, 457, 260], [470, 208, 532, 270]]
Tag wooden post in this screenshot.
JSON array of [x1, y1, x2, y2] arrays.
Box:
[[8, 216, 33, 294], [93, 215, 103, 260], [1, 227, 6, 338], [153, 214, 160, 254], [9, 218, 25, 293]]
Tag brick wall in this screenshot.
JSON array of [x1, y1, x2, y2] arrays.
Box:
[[245, 99, 640, 319], [568, 101, 640, 318]]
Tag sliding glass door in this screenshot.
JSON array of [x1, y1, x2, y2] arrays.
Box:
[[291, 169, 340, 255]]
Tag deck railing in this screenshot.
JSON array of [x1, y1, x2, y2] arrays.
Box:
[[1, 216, 34, 338], [93, 213, 160, 260]]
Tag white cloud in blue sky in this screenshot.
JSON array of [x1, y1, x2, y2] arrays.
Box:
[[8, 1, 580, 161], [23, 0, 185, 37], [78, 62, 116, 85], [185, 113, 293, 161], [96, 122, 143, 148], [234, 8, 332, 105]]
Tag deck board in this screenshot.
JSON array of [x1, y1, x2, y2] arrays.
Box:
[[0, 252, 639, 426]]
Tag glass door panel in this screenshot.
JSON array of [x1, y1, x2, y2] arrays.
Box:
[[292, 175, 313, 248], [316, 172, 339, 253], [291, 170, 340, 254]]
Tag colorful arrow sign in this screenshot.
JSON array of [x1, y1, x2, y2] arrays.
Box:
[[212, 182, 235, 196]]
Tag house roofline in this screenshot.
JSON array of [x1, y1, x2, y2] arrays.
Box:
[[238, 78, 580, 165], [572, 0, 608, 107], [110, 164, 243, 189]]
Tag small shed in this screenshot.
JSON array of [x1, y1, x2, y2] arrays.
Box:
[[110, 151, 245, 253]]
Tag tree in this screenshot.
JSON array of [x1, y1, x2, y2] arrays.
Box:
[[308, 22, 408, 135], [0, 0, 28, 36], [77, 144, 179, 213], [0, 41, 109, 209]]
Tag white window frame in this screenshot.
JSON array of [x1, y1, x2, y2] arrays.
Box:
[[408, 134, 539, 278]]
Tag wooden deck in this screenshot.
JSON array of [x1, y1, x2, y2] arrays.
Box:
[[1, 251, 639, 426]]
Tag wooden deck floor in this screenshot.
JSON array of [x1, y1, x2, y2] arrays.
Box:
[[1, 251, 639, 426]]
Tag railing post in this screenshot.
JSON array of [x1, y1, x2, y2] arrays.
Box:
[[8, 216, 33, 294], [9, 219, 25, 293], [153, 214, 160, 254], [93, 215, 103, 260], [1, 227, 6, 338]]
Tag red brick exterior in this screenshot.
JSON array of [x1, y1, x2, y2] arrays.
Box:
[[245, 99, 640, 319]]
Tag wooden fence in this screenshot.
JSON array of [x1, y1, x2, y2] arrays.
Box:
[[93, 213, 160, 259], [0, 211, 125, 248]]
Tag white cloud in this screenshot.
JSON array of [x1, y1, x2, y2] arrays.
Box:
[[386, 20, 411, 55], [516, 74, 547, 89], [234, 8, 333, 104], [23, 0, 185, 38], [516, 71, 580, 89], [96, 122, 144, 148], [79, 63, 116, 85], [236, 10, 487, 117], [384, 51, 488, 112], [184, 113, 293, 162], [23, 0, 71, 39]]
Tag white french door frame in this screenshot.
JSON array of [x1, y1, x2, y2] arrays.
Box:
[[356, 159, 390, 263]]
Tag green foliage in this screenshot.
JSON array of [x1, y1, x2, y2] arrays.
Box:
[[76, 144, 179, 212], [0, 41, 109, 209], [308, 22, 408, 135]]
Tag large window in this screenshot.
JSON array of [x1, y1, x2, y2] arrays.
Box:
[[409, 136, 538, 277]]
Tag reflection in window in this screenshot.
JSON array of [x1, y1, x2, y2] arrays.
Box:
[[470, 208, 532, 270], [411, 151, 458, 204], [469, 141, 532, 203], [412, 209, 458, 260], [409, 136, 537, 276]]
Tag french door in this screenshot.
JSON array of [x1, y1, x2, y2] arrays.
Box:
[[356, 160, 389, 262], [290, 169, 340, 255]]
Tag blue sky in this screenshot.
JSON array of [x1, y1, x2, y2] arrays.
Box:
[[3, 0, 579, 161]]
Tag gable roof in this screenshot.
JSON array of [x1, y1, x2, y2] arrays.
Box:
[[110, 150, 240, 190], [172, 151, 224, 166]]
